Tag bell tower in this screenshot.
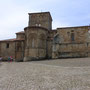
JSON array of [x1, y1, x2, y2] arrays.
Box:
[[28, 12, 52, 30]]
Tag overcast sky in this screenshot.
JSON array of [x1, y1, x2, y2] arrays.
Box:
[[0, 0, 90, 40]]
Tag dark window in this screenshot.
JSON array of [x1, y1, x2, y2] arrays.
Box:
[[71, 33, 75, 41], [87, 43, 89, 47], [71, 30, 74, 32], [6, 43, 9, 48], [67, 32, 70, 36]]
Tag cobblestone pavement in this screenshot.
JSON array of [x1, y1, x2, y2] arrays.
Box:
[[0, 58, 90, 90]]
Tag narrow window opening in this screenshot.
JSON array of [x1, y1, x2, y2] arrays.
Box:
[[6, 43, 9, 48], [71, 33, 75, 41], [32, 39, 34, 48], [87, 43, 89, 47]]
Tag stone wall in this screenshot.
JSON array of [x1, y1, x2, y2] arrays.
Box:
[[28, 12, 52, 30], [15, 41, 25, 61], [57, 26, 89, 43], [0, 42, 15, 60], [59, 43, 88, 58], [0, 43, 1, 56], [47, 30, 57, 58], [52, 26, 90, 58], [87, 43, 90, 57], [16, 33, 25, 39], [24, 26, 48, 61], [52, 42, 90, 58]]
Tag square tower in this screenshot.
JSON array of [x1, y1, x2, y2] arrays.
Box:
[[28, 12, 52, 30]]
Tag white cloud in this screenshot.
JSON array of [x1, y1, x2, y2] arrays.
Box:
[[0, 0, 90, 39]]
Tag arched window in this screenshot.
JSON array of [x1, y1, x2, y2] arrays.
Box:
[[28, 33, 37, 48], [71, 33, 75, 41]]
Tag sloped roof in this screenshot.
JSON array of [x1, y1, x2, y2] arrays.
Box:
[[57, 25, 90, 29], [0, 38, 25, 42], [16, 31, 25, 34]]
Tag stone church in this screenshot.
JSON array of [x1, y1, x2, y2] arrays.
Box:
[[0, 12, 90, 61]]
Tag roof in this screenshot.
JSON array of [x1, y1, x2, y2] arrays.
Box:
[[24, 26, 49, 31], [15, 38, 25, 41], [0, 38, 25, 42], [57, 25, 90, 29], [49, 30, 57, 32], [16, 31, 25, 34], [28, 12, 52, 21]]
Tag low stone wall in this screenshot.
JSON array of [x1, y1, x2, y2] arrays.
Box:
[[52, 43, 90, 58]]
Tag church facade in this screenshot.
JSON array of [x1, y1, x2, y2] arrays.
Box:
[[0, 12, 90, 61]]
